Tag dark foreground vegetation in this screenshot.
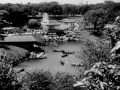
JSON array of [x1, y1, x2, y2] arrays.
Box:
[[1, 0, 120, 90]]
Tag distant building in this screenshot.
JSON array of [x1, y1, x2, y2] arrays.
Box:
[[41, 13, 60, 31], [2, 27, 17, 34], [41, 13, 81, 33], [62, 18, 80, 30], [62, 19, 76, 28], [44, 20, 60, 31]]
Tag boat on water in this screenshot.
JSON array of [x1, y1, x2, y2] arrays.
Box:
[[29, 52, 47, 59], [29, 56, 47, 59], [61, 54, 68, 58], [68, 37, 79, 41], [53, 49, 63, 52], [62, 51, 75, 54], [53, 49, 74, 53]]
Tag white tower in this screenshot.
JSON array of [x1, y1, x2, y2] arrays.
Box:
[[42, 12, 49, 23], [41, 12, 50, 30]]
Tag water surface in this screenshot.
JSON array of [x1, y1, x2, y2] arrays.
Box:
[[16, 41, 84, 75]]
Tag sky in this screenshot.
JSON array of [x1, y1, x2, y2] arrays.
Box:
[[0, 0, 120, 5]]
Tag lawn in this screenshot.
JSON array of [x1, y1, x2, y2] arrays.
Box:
[[0, 45, 28, 60]]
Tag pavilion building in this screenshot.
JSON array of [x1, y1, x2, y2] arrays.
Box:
[[0, 35, 45, 52]]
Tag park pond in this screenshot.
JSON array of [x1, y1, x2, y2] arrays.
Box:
[[15, 41, 85, 75]]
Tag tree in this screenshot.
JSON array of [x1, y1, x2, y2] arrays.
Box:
[[78, 5, 91, 15], [103, 2, 120, 23], [6, 4, 28, 27], [81, 39, 111, 69], [28, 19, 41, 29], [84, 9, 106, 35], [54, 73, 75, 90], [103, 14, 120, 48], [0, 61, 20, 90], [20, 71, 75, 90], [0, 10, 9, 28], [62, 4, 76, 16], [104, 24, 120, 47], [48, 2, 63, 15], [21, 70, 54, 90]]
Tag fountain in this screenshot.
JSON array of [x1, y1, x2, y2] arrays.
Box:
[[41, 13, 49, 30], [42, 12, 49, 23], [41, 12, 61, 32]]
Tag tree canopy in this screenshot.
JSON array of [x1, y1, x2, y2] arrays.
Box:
[[0, 10, 9, 28], [0, 1, 119, 28], [84, 9, 106, 35]]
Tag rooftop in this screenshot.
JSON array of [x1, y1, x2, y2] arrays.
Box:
[[2, 27, 17, 31], [62, 19, 77, 23], [0, 34, 7, 37], [45, 20, 61, 26], [4, 35, 37, 42]]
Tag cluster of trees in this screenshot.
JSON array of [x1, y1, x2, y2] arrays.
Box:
[[28, 19, 41, 29], [0, 2, 88, 17], [0, 9, 28, 27], [83, 1, 120, 36], [84, 9, 106, 35], [0, 1, 120, 28]]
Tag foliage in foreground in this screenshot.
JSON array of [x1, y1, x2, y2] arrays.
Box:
[[103, 23, 120, 48], [0, 62, 20, 90], [20, 70, 54, 90], [74, 36, 120, 90], [53, 72, 75, 90], [20, 71, 76, 90], [74, 62, 120, 90]]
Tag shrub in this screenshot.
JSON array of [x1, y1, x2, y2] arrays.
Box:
[[28, 19, 41, 29], [0, 62, 20, 90], [81, 39, 111, 69], [20, 71, 77, 90], [54, 72, 75, 90], [103, 24, 120, 47], [20, 70, 54, 90]]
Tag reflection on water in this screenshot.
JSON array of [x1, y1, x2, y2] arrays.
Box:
[[16, 41, 84, 75]]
